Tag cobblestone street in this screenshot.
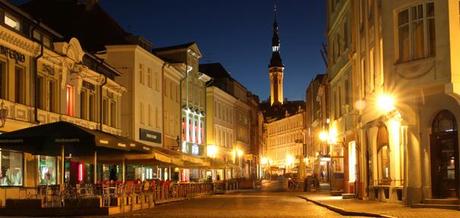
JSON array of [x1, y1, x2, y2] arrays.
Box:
[[109, 192, 347, 218]]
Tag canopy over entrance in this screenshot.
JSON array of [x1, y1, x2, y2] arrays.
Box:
[[0, 121, 149, 156]]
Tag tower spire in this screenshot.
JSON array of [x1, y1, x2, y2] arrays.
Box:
[[269, 0, 284, 106]]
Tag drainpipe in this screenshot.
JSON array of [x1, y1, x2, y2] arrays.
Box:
[[31, 20, 43, 124], [99, 75, 107, 131], [98, 60, 107, 131], [161, 62, 170, 149]]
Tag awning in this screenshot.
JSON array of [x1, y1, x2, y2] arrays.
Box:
[[0, 121, 149, 156]]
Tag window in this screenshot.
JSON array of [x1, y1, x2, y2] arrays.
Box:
[[66, 85, 74, 116], [38, 156, 57, 185], [0, 149, 23, 186], [155, 107, 159, 128], [147, 68, 152, 88], [369, 47, 375, 92], [102, 98, 108, 125], [164, 80, 169, 97], [88, 94, 95, 121], [110, 100, 117, 127], [4, 14, 20, 31], [80, 90, 88, 119], [360, 58, 366, 97], [15, 66, 25, 104], [139, 64, 144, 85], [48, 80, 56, 112], [397, 2, 435, 62], [154, 72, 160, 91], [140, 102, 145, 124], [148, 104, 152, 126], [37, 75, 45, 110], [0, 61, 5, 99]]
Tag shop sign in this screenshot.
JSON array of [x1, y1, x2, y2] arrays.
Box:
[[139, 128, 161, 143], [0, 45, 25, 63]]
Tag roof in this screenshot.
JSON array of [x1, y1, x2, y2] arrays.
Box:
[[20, 0, 132, 52], [270, 51, 284, 68], [260, 100, 305, 122], [199, 63, 232, 79], [152, 42, 196, 53]]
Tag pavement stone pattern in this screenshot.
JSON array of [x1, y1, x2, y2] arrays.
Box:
[[108, 192, 360, 218], [300, 193, 460, 218]]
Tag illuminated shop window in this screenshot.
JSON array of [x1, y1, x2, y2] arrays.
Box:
[[38, 156, 57, 185], [0, 150, 23, 186]]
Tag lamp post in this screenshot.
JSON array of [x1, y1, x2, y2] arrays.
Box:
[[0, 101, 8, 128]]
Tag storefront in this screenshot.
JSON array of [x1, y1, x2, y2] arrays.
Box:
[[0, 122, 149, 189]]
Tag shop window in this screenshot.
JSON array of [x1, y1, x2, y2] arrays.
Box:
[[38, 156, 57, 185], [0, 150, 23, 186], [0, 61, 6, 99], [4, 14, 20, 31], [397, 2, 435, 62], [14, 66, 26, 104]]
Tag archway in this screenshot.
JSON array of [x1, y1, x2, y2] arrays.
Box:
[[430, 110, 459, 198]]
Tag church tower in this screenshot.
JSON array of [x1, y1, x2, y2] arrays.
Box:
[[269, 2, 284, 106]]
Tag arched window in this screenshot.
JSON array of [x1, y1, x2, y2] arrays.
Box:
[[432, 110, 457, 134], [377, 124, 391, 184]]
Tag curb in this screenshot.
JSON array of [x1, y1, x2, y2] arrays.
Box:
[[297, 195, 397, 218]]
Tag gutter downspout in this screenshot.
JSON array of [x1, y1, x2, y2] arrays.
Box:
[[161, 62, 169, 149], [98, 60, 107, 131], [32, 20, 43, 124]]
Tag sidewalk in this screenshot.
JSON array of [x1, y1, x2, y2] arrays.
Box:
[[298, 193, 460, 218]]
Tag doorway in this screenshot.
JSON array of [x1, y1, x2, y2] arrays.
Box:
[[430, 110, 459, 198]]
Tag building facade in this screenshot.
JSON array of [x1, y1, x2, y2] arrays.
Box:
[[323, 0, 460, 206], [305, 74, 330, 183], [201, 63, 255, 180], [0, 0, 125, 203], [263, 107, 306, 177]]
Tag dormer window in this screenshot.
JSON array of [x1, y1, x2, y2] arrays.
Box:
[[4, 14, 20, 31]]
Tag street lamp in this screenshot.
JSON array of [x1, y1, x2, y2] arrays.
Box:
[[319, 131, 328, 142], [207, 144, 218, 158], [376, 93, 396, 113]]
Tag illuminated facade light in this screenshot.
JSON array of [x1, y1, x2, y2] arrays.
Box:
[[207, 144, 218, 158], [286, 154, 295, 166], [319, 131, 328, 142], [261, 157, 269, 165], [376, 93, 395, 113]]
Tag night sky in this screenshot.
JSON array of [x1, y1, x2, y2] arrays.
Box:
[[18, 0, 327, 101]]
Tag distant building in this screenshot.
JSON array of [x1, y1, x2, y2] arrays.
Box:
[[259, 3, 306, 178], [200, 63, 258, 179]]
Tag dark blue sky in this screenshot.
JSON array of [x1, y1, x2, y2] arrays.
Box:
[[97, 0, 326, 101], [14, 0, 326, 101]]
